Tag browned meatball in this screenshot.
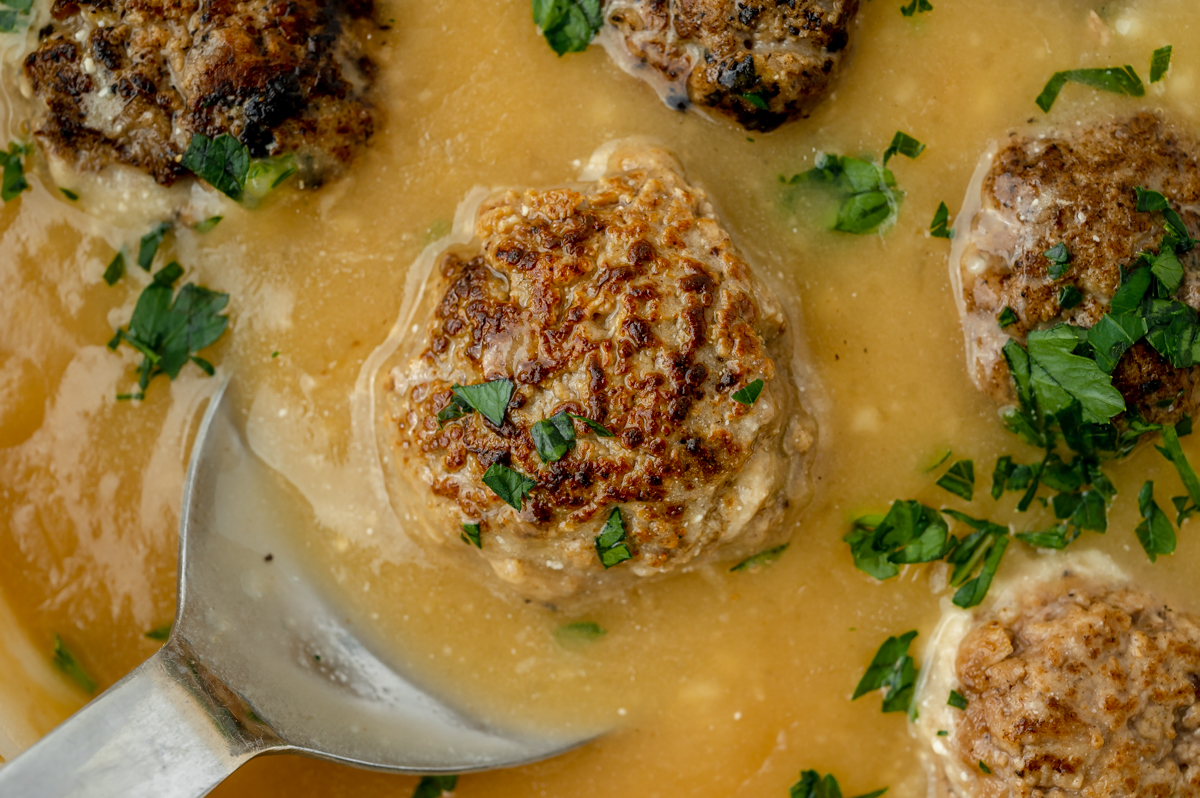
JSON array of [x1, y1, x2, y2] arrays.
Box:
[[372, 144, 816, 600], [950, 113, 1200, 424], [22, 0, 376, 187], [600, 0, 859, 132], [916, 563, 1200, 798]]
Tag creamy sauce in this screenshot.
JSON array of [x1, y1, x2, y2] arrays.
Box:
[[4, 1, 1200, 796]]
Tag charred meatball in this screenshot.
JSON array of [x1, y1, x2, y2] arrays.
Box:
[[22, 0, 376, 187], [950, 113, 1200, 425], [600, 0, 859, 132], [373, 143, 816, 600], [914, 555, 1200, 798]]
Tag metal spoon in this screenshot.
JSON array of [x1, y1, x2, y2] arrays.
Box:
[[0, 380, 597, 797]]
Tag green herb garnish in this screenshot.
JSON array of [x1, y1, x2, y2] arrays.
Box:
[[555, 621, 606, 646], [107, 263, 230, 400], [900, 0, 932, 16], [60, 188, 79, 201], [1044, 242, 1071, 278], [882, 131, 925, 165], [1135, 481, 1176, 561], [103, 252, 126, 287], [853, 630, 918, 714], [52, 635, 96, 693], [182, 133, 250, 200], [412, 775, 458, 798], [145, 623, 173, 641], [1036, 65, 1145, 113], [930, 202, 953, 239], [452, 379, 514, 426], [532, 411, 576, 463], [732, 378, 765, 406], [936, 459, 975, 501], [730, 543, 788, 572], [742, 92, 769, 110], [532, 0, 603, 56], [1151, 45, 1173, 83], [481, 463, 536, 510], [138, 222, 170, 271], [789, 770, 887, 798], [194, 216, 223, 234], [783, 154, 901, 236], [594, 507, 632, 568], [0, 141, 29, 203], [844, 501, 951, 580], [460, 522, 482, 548], [947, 690, 968, 710], [997, 307, 1018, 328], [1058, 284, 1083, 310], [568, 413, 615, 437], [978, 761, 992, 775], [245, 154, 298, 199]]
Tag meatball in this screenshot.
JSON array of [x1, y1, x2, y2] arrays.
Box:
[[913, 554, 1200, 798], [372, 143, 816, 600], [22, 0, 376, 187], [599, 0, 859, 132], [949, 113, 1200, 424]]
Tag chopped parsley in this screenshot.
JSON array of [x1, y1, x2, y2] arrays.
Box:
[[138, 222, 170, 271], [245, 154, 298, 199], [930, 202, 953, 239], [900, 0, 932, 16], [555, 621, 606, 646], [568, 413, 615, 437], [1044, 242, 1072, 279], [532, 0, 603, 56], [1151, 45, 1173, 83], [1158, 424, 1200, 523], [0, 0, 31, 32], [108, 262, 229, 400], [412, 775, 458, 798], [789, 770, 887, 798], [732, 378, 765, 405], [0, 141, 29, 203], [1036, 65, 1145, 113], [978, 761, 992, 775], [997, 307, 1018, 328], [782, 153, 901, 235], [532, 411, 577, 462], [853, 630, 918, 714], [730, 543, 788, 572], [460, 522, 482, 548], [1058, 284, 1083, 310], [481, 463, 536, 510], [742, 92, 769, 110], [103, 252, 126, 287], [145, 623, 173, 641], [53, 635, 96, 693], [182, 133, 250, 200], [194, 216, 223, 234], [882, 131, 925, 165], [60, 187, 79, 201], [936, 459, 975, 501], [452, 379, 514, 426], [1135, 481, 1176, 561], [936, 730, 949, 737], [941, 511, 1009, 609], [594, 507, 632, 568], [947, 689, 968, 710]]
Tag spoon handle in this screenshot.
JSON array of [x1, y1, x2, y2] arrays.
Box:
[[0, 639, 273, 797]]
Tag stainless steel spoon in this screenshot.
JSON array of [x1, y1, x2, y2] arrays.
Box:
[[0, 380, 597, 797]]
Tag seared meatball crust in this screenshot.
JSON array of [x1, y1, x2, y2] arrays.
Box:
[[948, 574, 1200, 798], [951, 113, 1200, 425], [601, 0, 859, 132], [22, 0, 376, 187], [375, 144, 816, 601]]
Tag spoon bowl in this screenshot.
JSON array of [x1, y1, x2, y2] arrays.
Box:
[[0, 380, 599, 797]]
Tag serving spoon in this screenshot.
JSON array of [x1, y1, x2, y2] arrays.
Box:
[[0, 380, 597, 797]]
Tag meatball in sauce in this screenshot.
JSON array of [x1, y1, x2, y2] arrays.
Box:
[[372, 143, 817, 601]]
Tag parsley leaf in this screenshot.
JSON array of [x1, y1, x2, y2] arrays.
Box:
[[790, 771, 887, 798], [942, 511, 1009, 608], [930, 202, 953, 239], [1136, 186, 1196, 250], [0, 141, 29, 203], [936, 459, 975, 501], [481, 463, 536, 510], [784, 154, 901, 235], [1025, 325, 1125, 425], [567, 413, 615, 437], [245, 154, 298, 199], [108, 264, 230, 400], [194, 216, 223, 234], [997, 306, 1018, 328], [460, 522, 482, 548], [1135, 481, 1176, 561], [730, 543, 788, 572], [138, 222, 170, 271], [145, 623, 173, 641], [555, 621, 606, 646], [532, 0, 603, 56], [182, 133, 250, 200], [844, 501, 951, 580], [1058, 284, 1083, 310], [452, 379, 514, 426], [412, 775, 458, 798], [60, 187, 79, 201], [1156, 425, 1200, 513], [52, 635, 96, 693], [882, 131, 925, 165], [1151, 45, 1173, 83], [103, 252, 126, 287], [1044, 242, 1072, 278], [853, 630, 918, 713], [1036, 65, 1145, 113], [732, 378, 765, 405], [979, 761, 992, 775], [742, 92, 769, 110], [991, 456, 1015, 499], [436, 394, 472, 427], [532, 411, 576, 463], [594, 507, 632, 568], [947, 690, 968, 710], [900, 0, 932, 16]]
